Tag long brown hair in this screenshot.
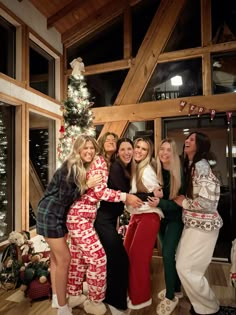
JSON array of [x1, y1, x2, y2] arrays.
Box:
[[183, 131, 212, 198], [98, 132, 118, 168], [156, 138, 181, 199]]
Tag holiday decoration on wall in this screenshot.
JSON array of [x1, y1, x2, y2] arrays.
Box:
[[178, 100, 233, 127], [57, 57, 95, 164]]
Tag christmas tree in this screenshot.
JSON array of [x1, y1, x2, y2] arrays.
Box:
[[57, 57, 95, 164]]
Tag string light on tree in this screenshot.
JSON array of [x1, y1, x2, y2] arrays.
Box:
[[57, 57, 95, 164]]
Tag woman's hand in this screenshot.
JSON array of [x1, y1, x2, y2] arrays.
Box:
[[147, 196, 160, 207], [86, 175, 102, 189], [125, 194, 143, 208], [153, 187, 163, 198], [174, 195, 185, 206]]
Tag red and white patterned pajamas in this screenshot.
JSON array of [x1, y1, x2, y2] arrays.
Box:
[[66, 155, 124, 303]]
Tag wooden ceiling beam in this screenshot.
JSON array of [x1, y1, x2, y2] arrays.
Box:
[[62, 0, 127, 47], [157, 41, 236, 63], [66, 58, 135, 76], [47, 0, 84, 29], [92, 93, 236, 123]]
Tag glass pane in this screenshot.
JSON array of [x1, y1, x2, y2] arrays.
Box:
[[140, 58, 202, 102], [0, 16, 15, 78], [0, 103, 14, 241], [95, 125, 104, 139], [212, 51, 236, 94], [163, 114, 234, 260], [163, 0, 200, 53], [29, 112, 56, 229], [212, 0, 236, 44], [67, 16, 123, 67], [29, 41, 55, 98], [124, 121, 154, 143], [132, 0, 160, 56], [87, 69, 128, 107]]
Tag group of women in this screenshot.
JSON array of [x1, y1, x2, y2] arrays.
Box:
[[36, 130, 223, 315]]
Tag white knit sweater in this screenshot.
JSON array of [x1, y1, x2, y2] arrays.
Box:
[[182, 159, 223, 231]]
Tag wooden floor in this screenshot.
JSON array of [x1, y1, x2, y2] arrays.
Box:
[[0, 257, 235, 315]]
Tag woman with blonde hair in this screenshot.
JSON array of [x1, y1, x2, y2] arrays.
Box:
[[124, 137, 163, 310], [36, 134, 102, 315], [148, 138, 185, 315], [66, 135, 142, 315]]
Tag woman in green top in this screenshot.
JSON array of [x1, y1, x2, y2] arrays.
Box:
[[148, 138, 185, 315]]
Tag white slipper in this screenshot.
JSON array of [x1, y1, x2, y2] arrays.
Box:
[[156, 297, 179, 315], [108, 304, 126, 315], [158, 289, 183, 300], [83, 300, 106, 315], [128, 298, 152, 310], [68, 294, 87, 308]]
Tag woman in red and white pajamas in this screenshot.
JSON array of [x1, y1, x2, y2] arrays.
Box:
[[66, 140, 142, 315]]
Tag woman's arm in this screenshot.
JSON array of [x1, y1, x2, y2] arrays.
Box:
[[174, 160, 220, 212]]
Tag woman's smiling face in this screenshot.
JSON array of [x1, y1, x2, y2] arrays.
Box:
[[134, 140, 149, 162], [159, 141, 171, 166], [117, 141, 133, 166], [184, 133, 197, 160]]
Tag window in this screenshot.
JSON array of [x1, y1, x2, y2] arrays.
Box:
[[29, 112, 56, 229], [29, 41, 55, 98], [212, 52, 236, 94], [0, 103, 15, 241], [67, 16, 123, 67], [163, 0, 201, 52], [0, 16, 16, 78], [86, 70, 128, 107], [124, 121, 154, 144], [140, 58, 203, 102]]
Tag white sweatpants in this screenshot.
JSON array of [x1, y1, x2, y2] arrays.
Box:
[[176, 227, 220, 314]]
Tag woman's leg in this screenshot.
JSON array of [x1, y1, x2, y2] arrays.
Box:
[[96, 220, 129, 310], [176, 227, 220, 314], [127, 213, 160, 305], [161, 220, 183, 299], [46, 237, 71, 307]]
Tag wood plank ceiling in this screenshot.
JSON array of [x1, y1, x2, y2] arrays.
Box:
[[28, 0, 141, 47]]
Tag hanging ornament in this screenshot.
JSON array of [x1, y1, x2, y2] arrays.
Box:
[[179, 100, 187, 112], [197, 106, 205, 117], [209, 109, 216, 121], [188, 104, 196, 116], [59, 125, 65, 133]]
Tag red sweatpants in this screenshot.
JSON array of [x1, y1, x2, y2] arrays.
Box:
[[124, 213, 160, 305]]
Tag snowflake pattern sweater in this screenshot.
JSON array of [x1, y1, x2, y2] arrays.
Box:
[[182, 159, 223, 232]]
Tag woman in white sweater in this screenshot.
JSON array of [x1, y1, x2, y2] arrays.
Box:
[[124, 137, 163, 310], [175, 131, 223, 315]]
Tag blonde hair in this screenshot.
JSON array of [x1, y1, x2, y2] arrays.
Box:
[[156, 138, 181, 199], [65, 134, 99, 194], [132, 138, 156, 192], [98, 132, 118, 168]]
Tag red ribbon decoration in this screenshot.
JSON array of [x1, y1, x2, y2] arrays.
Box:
[[226, 112, 233, 124]]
